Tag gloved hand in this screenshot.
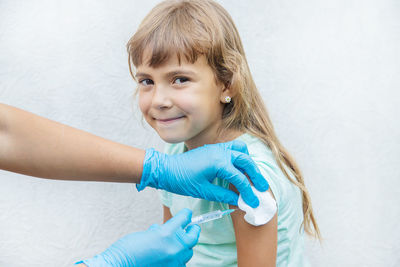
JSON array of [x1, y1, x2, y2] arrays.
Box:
[[76, 208, 200, 267], [137, 140, 269, 208]]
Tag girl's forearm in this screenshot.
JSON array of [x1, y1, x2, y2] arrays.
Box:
[[0, 103, 145, 183]]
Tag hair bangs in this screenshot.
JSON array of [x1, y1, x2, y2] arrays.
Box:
[[141, 32, 204, 68], [128, 3, 212, 70]]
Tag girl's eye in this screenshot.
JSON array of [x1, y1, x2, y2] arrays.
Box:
[[139, 79, 154, 86], [174, 77, 189, 84]]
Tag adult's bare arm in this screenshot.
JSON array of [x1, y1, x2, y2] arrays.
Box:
[[0, 103, 144, 183]]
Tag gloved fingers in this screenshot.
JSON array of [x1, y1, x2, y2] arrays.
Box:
[[201, 183, 239, 206], [217, 165, 259, 208], [182, 224, 201, 248], [231, 150, 269, 192], [164, 208, 192, 231], [219, 140, 249, 155], [172, 224, 198, 265]]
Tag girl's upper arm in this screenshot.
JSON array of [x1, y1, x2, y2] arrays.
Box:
[[229, 185, 277, 267]]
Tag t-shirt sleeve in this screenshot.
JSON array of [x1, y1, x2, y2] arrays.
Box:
[[255, 159, 283, 207], [247, 141, 287, 210]]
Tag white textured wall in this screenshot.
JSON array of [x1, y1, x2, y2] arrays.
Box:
[[0, 0, 399, 266]]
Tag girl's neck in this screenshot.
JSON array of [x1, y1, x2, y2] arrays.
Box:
[[184, 126, 244, 151]]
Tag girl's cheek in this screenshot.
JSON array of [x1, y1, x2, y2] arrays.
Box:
[[138, 93, 151, 114], [175, 93, 198, 112]]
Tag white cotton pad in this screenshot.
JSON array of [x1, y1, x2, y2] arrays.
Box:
[[237, 186, 277, 226]]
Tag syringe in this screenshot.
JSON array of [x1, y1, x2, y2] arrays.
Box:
[[187, 209, 236, 227]]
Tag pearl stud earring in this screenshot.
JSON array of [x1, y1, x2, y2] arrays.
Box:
[[225, 96, 231, 103]]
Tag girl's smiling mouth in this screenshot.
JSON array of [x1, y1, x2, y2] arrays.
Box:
[[155, 116, 186, 124]]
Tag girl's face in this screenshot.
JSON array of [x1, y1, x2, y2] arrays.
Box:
[[136, 52, 228, 149]]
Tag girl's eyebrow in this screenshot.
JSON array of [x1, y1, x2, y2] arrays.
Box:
[[164, 70, 197, 78], [135, 70, 197, 79]]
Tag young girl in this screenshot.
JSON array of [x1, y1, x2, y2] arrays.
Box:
[[127, 0, 321, 266]]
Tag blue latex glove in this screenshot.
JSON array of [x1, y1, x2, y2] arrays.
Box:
[[76, 209, 200, 267], [137, 140, 269, 208]]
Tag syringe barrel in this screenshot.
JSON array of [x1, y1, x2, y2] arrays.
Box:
[[188, 210, 222, 226]]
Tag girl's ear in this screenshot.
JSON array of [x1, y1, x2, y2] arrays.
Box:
[[219, 83, 235, 104]]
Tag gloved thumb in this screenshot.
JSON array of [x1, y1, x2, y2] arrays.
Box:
[[164, 208, 192, 231]]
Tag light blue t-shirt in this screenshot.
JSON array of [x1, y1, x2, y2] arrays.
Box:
[[160, 133, 309, 266]]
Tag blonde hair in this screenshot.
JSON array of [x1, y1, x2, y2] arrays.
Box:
[[127, 0, 321, 240]]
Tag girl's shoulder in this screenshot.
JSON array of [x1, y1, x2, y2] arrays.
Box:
[[236, 133, 277, 169], [235, 133, 273, 158]]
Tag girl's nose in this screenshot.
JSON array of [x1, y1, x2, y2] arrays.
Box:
[[151, 85, 173, 110]]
